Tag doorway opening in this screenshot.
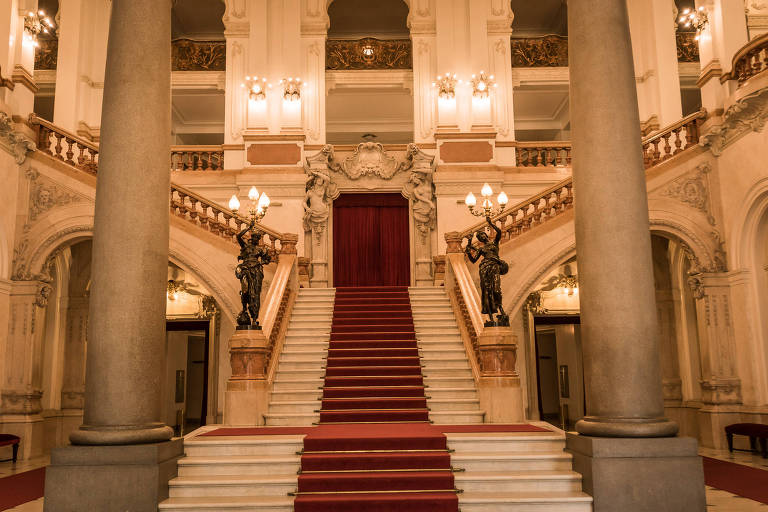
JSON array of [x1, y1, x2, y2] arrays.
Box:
[[333, 193, 410, 287], [534, 315, 584, 431], [165, 320, 211, 436]]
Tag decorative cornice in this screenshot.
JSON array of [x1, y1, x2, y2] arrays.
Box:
[[696, 59, 723, 88], [700, 86, 768, 156]]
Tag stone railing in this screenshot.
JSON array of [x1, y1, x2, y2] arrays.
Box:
[[171, 146, 224, 171], [514, 141, 572, 167], [676, 32, 700, 63], [171, 39, 226, 71], [641, 110, 705, 168], [34, 37, 58, 70], [30, 115, 224, 173], [264, 252, 298, 383], [169, 185, 290, 253], [729, 32, 768, 84], [326, 37, 412, 70], [444, 253, 483, 383], [457, 110, 705, 243]]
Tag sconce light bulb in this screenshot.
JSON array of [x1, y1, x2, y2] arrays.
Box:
[[465, 192, 477, 207], [498, 191, 508, 206], [481, 182, 493, 198], [258, 192, 270, 208], [477, 81, 487, 91], [248, 186, 259, 201], [228, 195, 240, 211], [682, 8, 690, 14], [27, 11, 34, 17]]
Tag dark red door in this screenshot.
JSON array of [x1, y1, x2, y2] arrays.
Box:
[[333, 193, 410, 287]]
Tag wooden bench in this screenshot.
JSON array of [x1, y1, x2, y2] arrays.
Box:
[[725, 423, 768, 458], [0, 434, 20, 462]]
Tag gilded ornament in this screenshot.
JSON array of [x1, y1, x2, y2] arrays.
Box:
[[172, 39, 226, 71], [326, 38, 412, 70], [510, 35, 568, 67]]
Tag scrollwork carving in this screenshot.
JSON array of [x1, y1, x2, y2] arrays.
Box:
[[326, 38, 412, 70], [34, 37, 58, 70], [662, 163, 716, 225], [510, 35, 568, 67], [700, 87, 768, 156], [0, 111, 35, 164], [335, 142, 399, 180], [172, 39, 226, 71]]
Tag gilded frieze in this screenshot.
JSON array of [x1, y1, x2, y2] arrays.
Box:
[[326, 38, 412, 70], [172, 39, 226, 71]]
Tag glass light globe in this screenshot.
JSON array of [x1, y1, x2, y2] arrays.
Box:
[[228, 195, 240, 211], [258, 192, 270, 208], [465, 192, 477, 207], [248, 186, 259, 201], [481, 183, 493, 198], [498, 191, 508, 206]]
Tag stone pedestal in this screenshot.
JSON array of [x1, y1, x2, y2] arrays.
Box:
[[44, 440, 183, 512], [224, 329, 270, 426], [476, 327, 525, 423], [566, 434, 705, 512]]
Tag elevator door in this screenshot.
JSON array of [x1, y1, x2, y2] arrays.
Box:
[[333, 193, 410, 287]]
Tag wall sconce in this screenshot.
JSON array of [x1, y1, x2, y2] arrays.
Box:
[[465, 183, 508, 218], [229, 186, 270, 223], [678, 6, 708, 40], [432, 73, 459, 100], [361, 43, 375, 62], [279, 78, 302, 102], [557, 275, 579, 296], [242, 76, 269, 101], [471, 71, 496, 99], [23, 10, 54, 47], [167, 280, 186, 301]]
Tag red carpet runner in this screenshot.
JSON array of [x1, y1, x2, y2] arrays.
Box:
[[294, 286, 459, 512]]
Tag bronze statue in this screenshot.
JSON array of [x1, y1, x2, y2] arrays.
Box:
[[235, 220, 272, 329], [465, 217, 510, 326]]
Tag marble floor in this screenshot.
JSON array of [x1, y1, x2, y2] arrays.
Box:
[[1, 450, 766, 511]]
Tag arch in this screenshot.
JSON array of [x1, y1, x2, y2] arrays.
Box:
[[327, 0, 410, 38], [731, 177, 768, 270]]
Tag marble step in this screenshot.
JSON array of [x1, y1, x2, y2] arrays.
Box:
[[184, 437, 304, 457], [447, 434, 566, 454], [411, 305, 453, 311], [271, 378, 324, 391], [277, 360, 327, 371], [416, 333, 464, 342], [288, 314, 333, 322], [268, 400, 320, 414], [427, 398, 482, 412], [420, 359, 472, 370], [451, 452, 574, 473], [416, 341, 466, 351], [264, 412, 318, 426], [458, 492, 593, 512], [425, 387, 479, 400], [297, 288, 335, 295], [280, 341, 330, 352], [270, 389, 324, 401], [430, 410, 485, 424], [412, 319, 460, 328], [455, 471, 582, 493], [284, 334, 330, 344], [410, 310, 456, 318], [177, 455, 300, 477], [279, 350, 327, 362], [423, 367, 473, 378], [291, 305, 335, 312], [168, 474, 296, 498], [424, 376, 476, 388], [420, 348, 467, 359], [284, 327, 331, 335], [159, 496, 293, 511], [273, 368, 325, 379], [415, 329, 462, 337]]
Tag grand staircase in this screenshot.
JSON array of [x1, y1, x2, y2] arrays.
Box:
[[159, 286, 592, 511]]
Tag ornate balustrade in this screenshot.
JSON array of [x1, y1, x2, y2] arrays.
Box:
[[514, 141, 571, 167], [31, 115, 224, 172], [171, 39, 226, 71], [729, 32, 768, 84], [31, 115, 99, 174], [171, 146, 224, 171], [458, 110, 706, 243], [641, 110, 705, 167], [326, 37, 412, 70]]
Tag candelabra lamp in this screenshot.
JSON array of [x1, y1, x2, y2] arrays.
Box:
[[23, 10, 54, 47], [229, 187, 272, 330], [464, 183, 511, 327]]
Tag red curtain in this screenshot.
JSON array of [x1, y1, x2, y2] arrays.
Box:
[[333, 193, 410, 287]]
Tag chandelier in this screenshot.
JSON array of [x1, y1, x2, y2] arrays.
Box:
[[465, 183, 508, 218], [229, 186, 271, 223], [678, 6, 708, 40], [23, 10, 54, 48]]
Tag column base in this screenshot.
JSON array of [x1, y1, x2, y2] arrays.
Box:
[[44, 439, 183, 512], [70, 423, 174, 445], [566, 434, 705, 512], [576, 416, 679, 437]]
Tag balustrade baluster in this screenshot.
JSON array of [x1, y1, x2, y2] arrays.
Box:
[[189, 199, 199, 220], [54, 134, 64, 160], [673, 128, 683, 154], [39, 127, 52, 154], [196, 152, 203, 171], [662, 133, 672, 160]]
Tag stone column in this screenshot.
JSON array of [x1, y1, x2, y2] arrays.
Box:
[[68, 0, 173, 446], [566, 1, 705, 510], [45, 1, 182, 509]]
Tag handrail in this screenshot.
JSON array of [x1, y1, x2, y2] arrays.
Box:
[[264, 254, 298, 383], [729, 32, 768, 84], [444, 254, 482, 383], [457, 110, 706, 241], [29, 115, 224, 172], [513, 141, 571, 167]]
